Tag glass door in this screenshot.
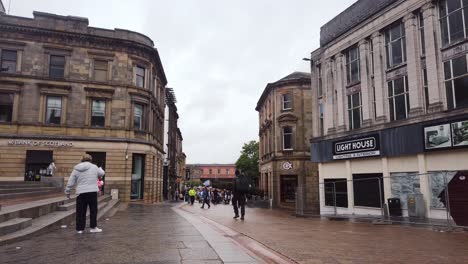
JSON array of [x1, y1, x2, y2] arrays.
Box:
[[131, 154, 145, 200]]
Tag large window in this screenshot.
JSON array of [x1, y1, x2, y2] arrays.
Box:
[[319, 103, 324, 135], [91, 99, 105, 127], [346, 46, 360, 84], [317, 65, 323, 97], [94, 60, 108, 82], [324, 179, 348, 208], [388, 76, 410, 121], [282, 93, 292, 110], [0, 93, 13, 122], [133, 103, 144, 130], [49, 55, 65, 79], [45, 96, 62, 125], [280, 175, 297, 203], [444, 54, 468, 109], [1, 50, 17, 73], [385, 22, 407, 68], [440, 0, 468, 46], [419, 11, 426, 56], [347, 92, 362, 130], [353, 174, 384, 208], [136, 66, 145, 88], [423, 68, 429, 110], [282, 126, 293, 150]]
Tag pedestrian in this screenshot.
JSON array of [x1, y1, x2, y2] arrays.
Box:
[[200, 186, 211, 209], [232, 169, 250, 220], [47, 159, 56, 176], [188, 187, 196, 205], [65, 154, 105, 234]]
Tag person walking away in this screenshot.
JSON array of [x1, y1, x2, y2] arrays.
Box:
[[232, 169, 250, 220], [201, 187, 211, 209], [65, 154, 105, 234], [189, 187, 196, 205]]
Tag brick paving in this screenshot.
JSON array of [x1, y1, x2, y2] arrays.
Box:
[[0, 203, 222, 264], [181, 202, 468, 264]]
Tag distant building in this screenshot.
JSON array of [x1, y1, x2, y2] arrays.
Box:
[[256, 72, 319, 212], [310, 0, 468, 220], [187, 164, 236, 183]]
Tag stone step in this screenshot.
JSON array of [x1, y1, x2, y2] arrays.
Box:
[[0, 195, 118, 246], [0, 218, 32, 236], [0, 183, 53, 188], [0, 187, 60, 194], [0, 189, 62, 200], [58, 195, 112, 211]]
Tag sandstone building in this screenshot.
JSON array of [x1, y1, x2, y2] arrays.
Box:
[[256, 72, 319, 212], [310, 0, 468, 221], [0, 11, 167, 203]]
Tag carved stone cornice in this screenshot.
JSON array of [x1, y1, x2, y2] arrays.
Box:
[[277, 113, 298, 123]]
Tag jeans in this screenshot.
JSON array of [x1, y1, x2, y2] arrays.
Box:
[[232, 193, 246, 217], [76, 192, 98, 231]]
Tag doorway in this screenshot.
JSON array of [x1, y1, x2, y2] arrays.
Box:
[[280, 175, 298, 203], [131, 154, 145, 200], [24, 150, 53, 181], [87, 152, 106, 193]]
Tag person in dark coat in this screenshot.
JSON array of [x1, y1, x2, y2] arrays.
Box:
[[232, 169, 248, 220]]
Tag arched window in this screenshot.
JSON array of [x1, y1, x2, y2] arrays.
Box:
[[282, 126, 293, 150]]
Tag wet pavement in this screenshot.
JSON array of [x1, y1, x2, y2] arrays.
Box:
[[0, 203, 222, 264], [181, 201, 468, 264]]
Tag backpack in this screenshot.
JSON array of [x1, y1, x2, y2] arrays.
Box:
[[235, 175, 251, 193]]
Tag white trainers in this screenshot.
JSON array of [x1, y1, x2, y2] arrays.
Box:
[[77, 231, 83, 234], [90, 227, 102, 233]]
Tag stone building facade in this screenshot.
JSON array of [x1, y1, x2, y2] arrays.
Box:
[[310, 0, 468, 221], [256, 72, 319, 212], [0, 11, 167, 203]]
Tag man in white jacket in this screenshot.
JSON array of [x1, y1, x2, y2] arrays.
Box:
[[65, 154, 105, 234]]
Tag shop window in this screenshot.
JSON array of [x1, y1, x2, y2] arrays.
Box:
[[135, 65, 145, 88], [282, 93, 293, 110], [91, 99, 105, 127], [282, 126, 293, 150], [440, 0, 468, 46], [49, 55, 65, 79], [280, 175, 297, 203], [1, 50, 17, 73], [388, 76, 410, 121], [390, 172, 420, 208], [133, 103, 144, 130], [346, 46, 360, 85], [324, 179, 348, 208], [45, 96, 62, 125], [418, 11, 426, 56], [24, 150, 53, 181], [94, 60, 108, 82], [429, 171, 457, 208], [385, 22, 406, 68], [131, 153, 145, 200], [0, 93, 13, 122], [444, 54, 468, 109], [347, 92, 362, 130], [353, 174, 384, 208]]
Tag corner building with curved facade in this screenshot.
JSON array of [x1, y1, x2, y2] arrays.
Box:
[[0, 11, 167, 202]]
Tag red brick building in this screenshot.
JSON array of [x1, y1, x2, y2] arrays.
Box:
[[187, 164, 236, 181]]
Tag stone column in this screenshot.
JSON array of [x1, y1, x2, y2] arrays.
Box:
[[422, 2, 443, 112], [403, 13, 424, 117], [335, 53, 346, 131], [324, 58, 335, 134], [358, 40, 372, 126], [371, 32, 386, 123]]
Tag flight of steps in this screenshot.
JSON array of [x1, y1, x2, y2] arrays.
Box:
[[0, 181, 62, 200], [0, 194, 119, 245]]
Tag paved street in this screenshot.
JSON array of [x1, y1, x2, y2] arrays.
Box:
[[0, 203, 224, 264], [181, 202, 468, 264]]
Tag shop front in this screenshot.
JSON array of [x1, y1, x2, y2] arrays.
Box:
[[312, 115, 468, 223]]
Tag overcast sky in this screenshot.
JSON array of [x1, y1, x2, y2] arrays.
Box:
[[8, 0, 355, 164]]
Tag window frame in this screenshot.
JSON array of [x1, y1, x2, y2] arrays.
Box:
[[388, 76, 410, 121], [45, 96, 63, 125], [135, 65, 146, 88], [133, 103, 145, 131], [93, 59, 108, 82], [317, 64, 323, 97], [345, 46, 360, 85], [282, 126, 293, 150], [282, 93, 293, 110], [324, 179, 348, 208], [444, 53, 468, 109], [1, 49, 17, 73], [0, 93, 14, 123], [90, 99, 106, 127], [49, 55, 66, 79], [418, 11, 426, 56], [347, 92, 362, 130], [439, 0, 468, 46], [385, 22, 407, 68]]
